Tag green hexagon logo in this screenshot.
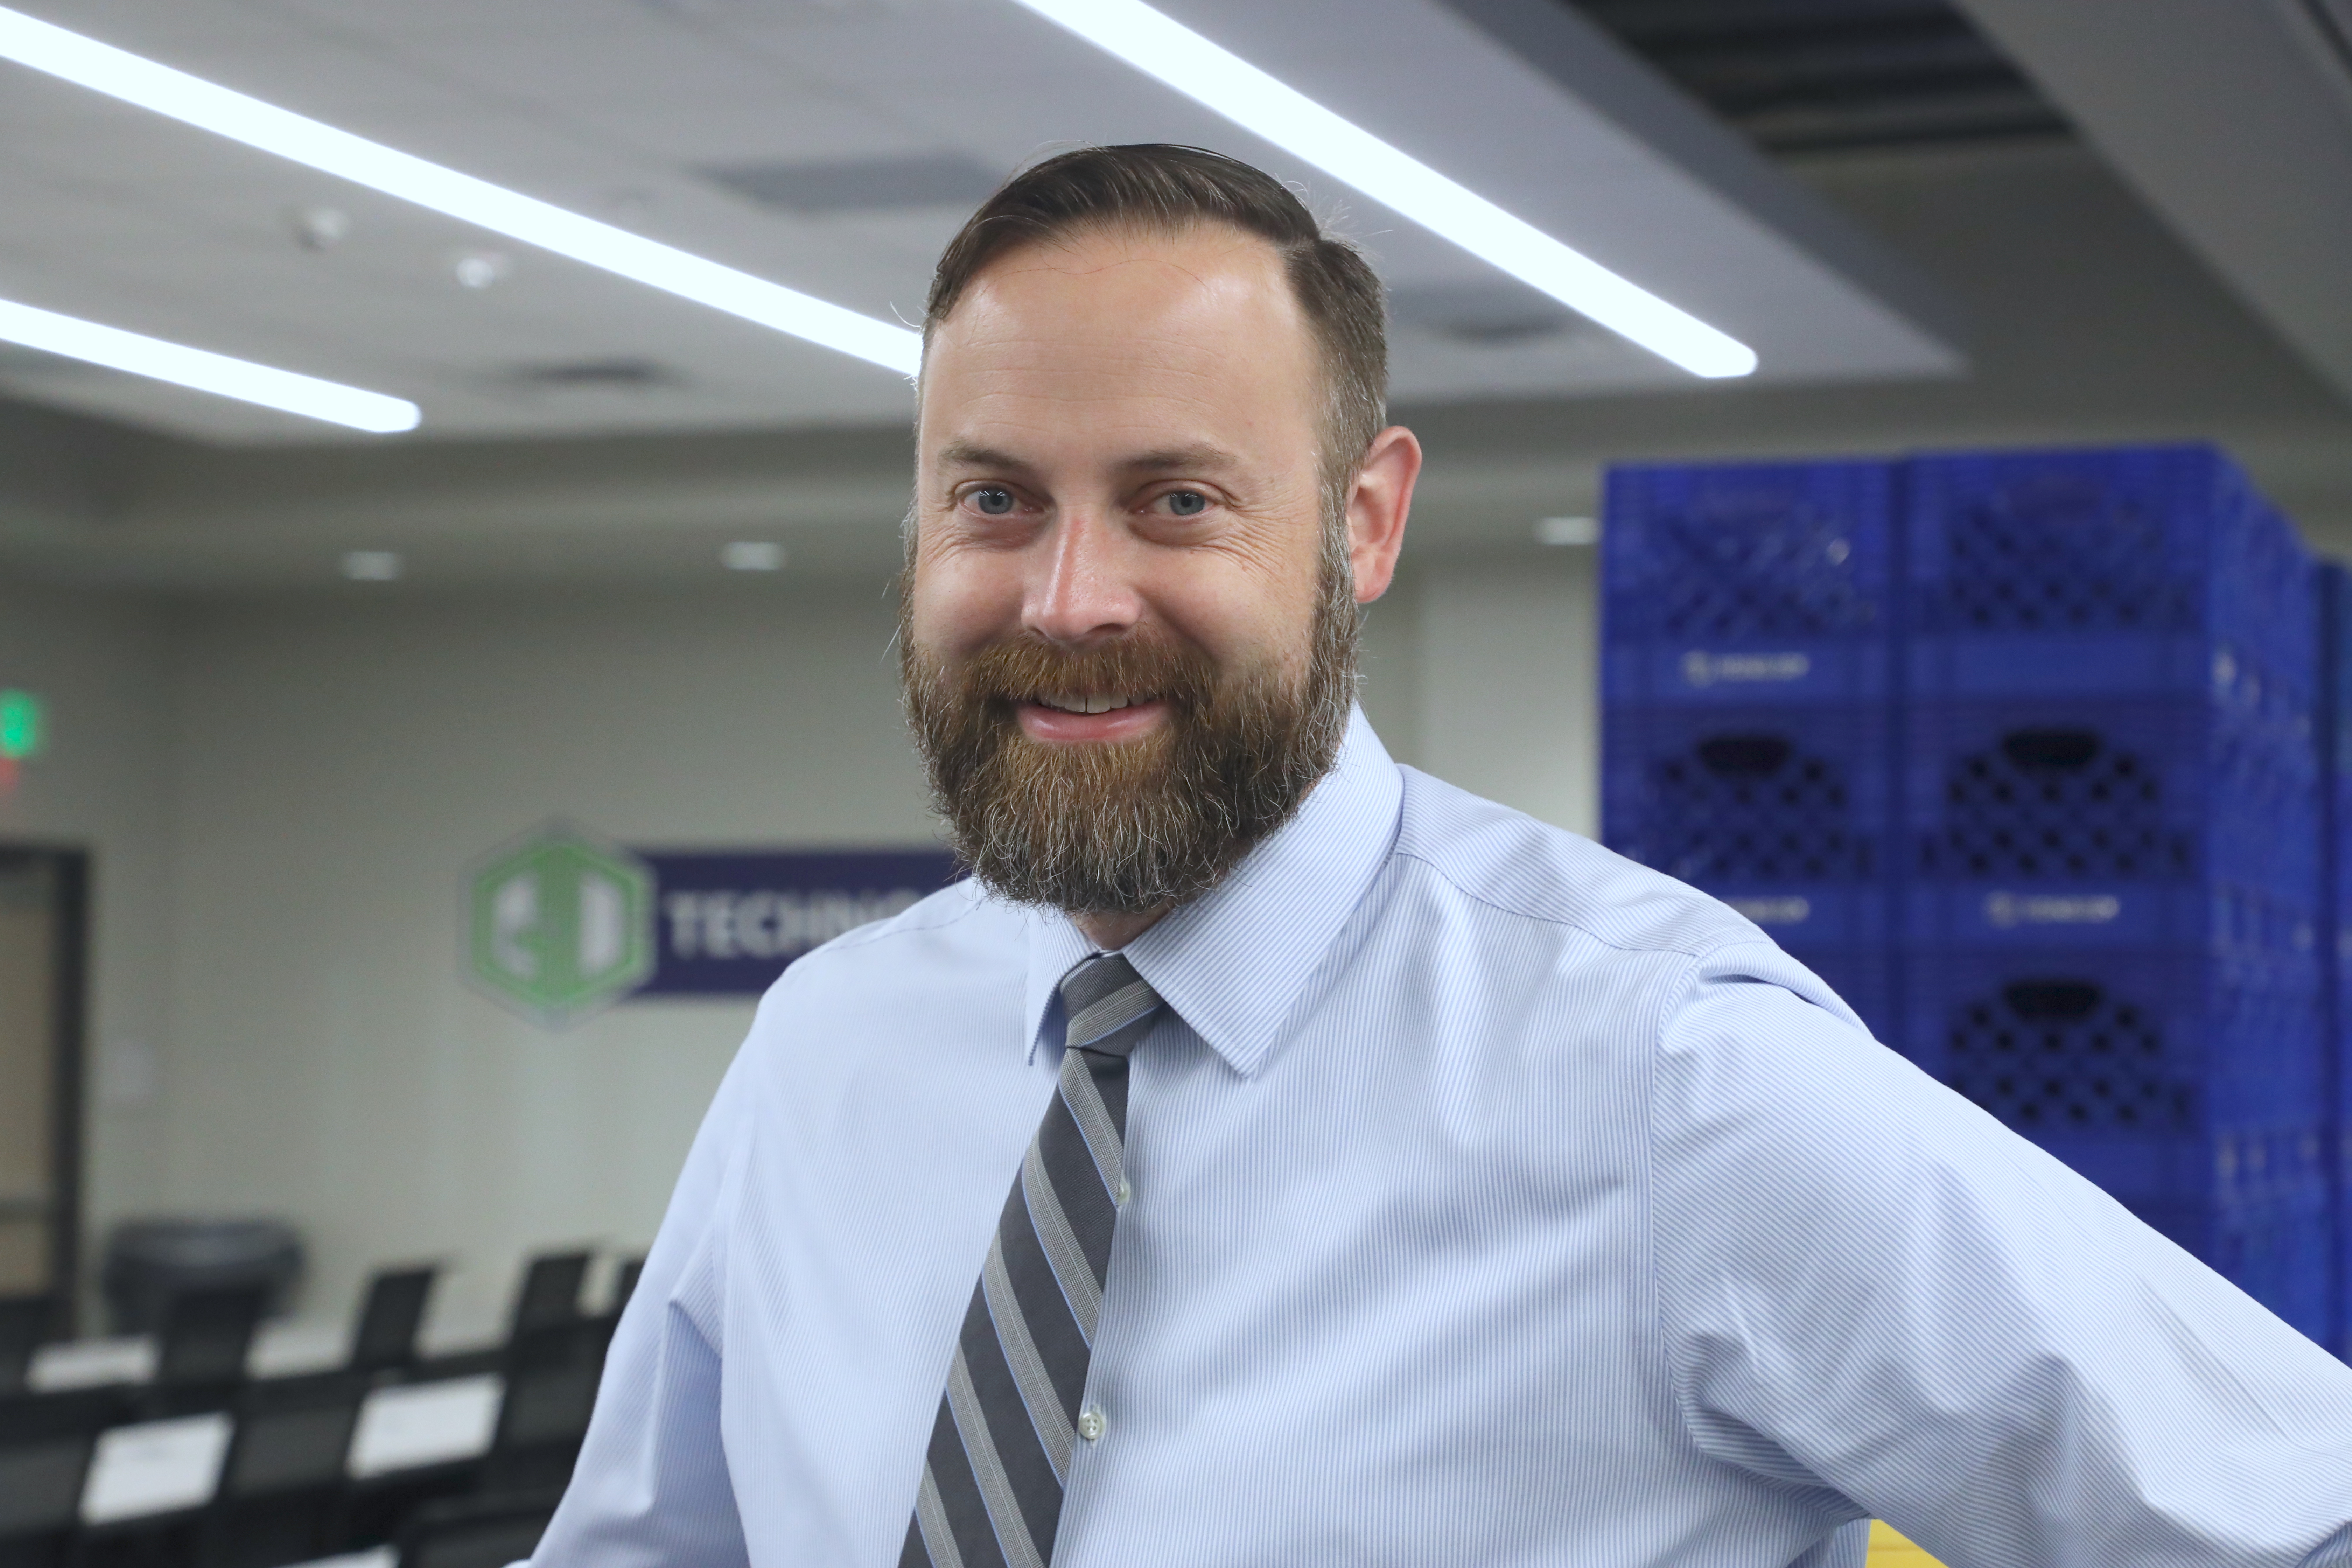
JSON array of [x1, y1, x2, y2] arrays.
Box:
[[467, 822, 654, 1028]]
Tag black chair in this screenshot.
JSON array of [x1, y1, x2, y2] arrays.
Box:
[[479, 1343, 601, 1496], [197, 1372, 366, 1568], [338, 1371, 500, 1550], [506, 1254, 589, 1343], [71, 1406, 238, 1568], [153, 1284, 268, 1402], [349, 1268, 437, 1378], [395, 1490, 560, 1568], [0, 1391, 113, 1568], [502, 1253, 595, 1418], [0, 1300, 56, 1399]]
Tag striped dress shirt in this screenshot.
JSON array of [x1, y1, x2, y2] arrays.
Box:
[[535, 710, 2352, 1568]]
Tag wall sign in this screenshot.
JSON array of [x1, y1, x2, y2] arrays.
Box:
[[466, 824, 658, 1027], [465, 823, 959, 1025], [637, 849, 960, 997]]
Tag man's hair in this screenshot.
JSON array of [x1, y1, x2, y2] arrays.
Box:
[[924, 144, 1388, 505]]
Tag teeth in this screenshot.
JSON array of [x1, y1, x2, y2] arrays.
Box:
[[1040, 693, 1140, 714]]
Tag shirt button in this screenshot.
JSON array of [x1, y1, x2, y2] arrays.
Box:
[[1077, 1407, 1106, 1442], [1115, 1177, 1131, 1205]]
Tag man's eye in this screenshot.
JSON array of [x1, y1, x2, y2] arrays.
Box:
[[1165, 490, 1208, 517], [970, 487, 1016, 516]]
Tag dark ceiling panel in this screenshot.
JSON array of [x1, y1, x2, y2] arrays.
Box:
[[1563, 0, 2070, 153]]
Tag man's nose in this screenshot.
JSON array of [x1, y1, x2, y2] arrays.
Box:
[[1023, 507, 1143, 648]]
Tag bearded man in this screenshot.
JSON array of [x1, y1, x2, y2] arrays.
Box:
[[535, 146, 2352, 1568]]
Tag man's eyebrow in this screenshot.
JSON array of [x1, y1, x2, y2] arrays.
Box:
[[1119, 445, 1242, 475], [936, 442, 1032, 474]]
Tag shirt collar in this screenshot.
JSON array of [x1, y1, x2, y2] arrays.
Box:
[[1020, 706, 1403, 1077]]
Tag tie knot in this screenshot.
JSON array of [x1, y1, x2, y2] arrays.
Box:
[[1059, 953, 1164, 1059]]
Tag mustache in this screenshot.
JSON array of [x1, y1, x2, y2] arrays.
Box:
[[951, 633, 1222, 713]]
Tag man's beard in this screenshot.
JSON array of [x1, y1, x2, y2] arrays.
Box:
[[900, 548, 1359, 918]]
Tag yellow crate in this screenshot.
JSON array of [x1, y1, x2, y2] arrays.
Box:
[[1868, 1520, 1946, 1565]]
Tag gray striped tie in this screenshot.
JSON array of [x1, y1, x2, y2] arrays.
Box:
[[902, 953, 1165, 1568]]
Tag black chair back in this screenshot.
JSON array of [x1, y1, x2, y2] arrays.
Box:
[[481, 1352, 599, 1495], [200, 1373, 366, 1568], [0, 1392, 123, 1559], [395, 1490, 560, 1568], [0, 1299, 54, 1398], [349, 1268, 437, 1376], [219, 1372, 363, 1500], [156, 1285, 268, 1392], [507, 1254, 589, 1341], [335, 1368, 500, 1548]]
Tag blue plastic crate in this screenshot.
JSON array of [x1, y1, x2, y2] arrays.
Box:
[[2211, 707, 2325, 911], [2219, 496, 2322, 741], [1907, 444, 2317, 721], [1904, 697, 2320, 948], [1603, 703, 1894, 948], [1903, 945, 2331, 1335], [1603, 457, 1896, 706], [1902, 948, 2325, 1162], [1601, 442, 2335, 1343]]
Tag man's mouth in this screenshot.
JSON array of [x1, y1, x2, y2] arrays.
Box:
[[1014, 691, 1171, 742], [1032, 692, 1151, 715]]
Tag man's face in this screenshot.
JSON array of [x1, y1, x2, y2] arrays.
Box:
[[902, 222, 1369, 917]]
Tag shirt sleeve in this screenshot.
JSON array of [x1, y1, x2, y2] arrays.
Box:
[[1648, 940, 2352, 1568], [530, 1045, 757, 1568]]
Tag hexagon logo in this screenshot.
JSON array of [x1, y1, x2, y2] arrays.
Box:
[[466, 822, 655, 1028]]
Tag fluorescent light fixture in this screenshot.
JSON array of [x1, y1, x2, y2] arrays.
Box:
[[1007, 0, 1758, 379], [0, 5, 922, 377], [342, 550, 404, 580], [0, 295, 420, 432], [1532, 514, 1600, 546]]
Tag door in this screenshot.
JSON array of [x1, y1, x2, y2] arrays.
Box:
[[0, 848, 86, 1332]]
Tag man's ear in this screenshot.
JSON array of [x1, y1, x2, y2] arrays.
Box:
[[1346, 425, 1421, 604]]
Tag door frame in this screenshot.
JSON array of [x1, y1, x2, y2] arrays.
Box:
[[0, 844, 89, 1338]]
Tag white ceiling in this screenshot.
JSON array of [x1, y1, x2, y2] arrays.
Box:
[[0, 0, 1962, 444], [6, 134, 2350, 594]]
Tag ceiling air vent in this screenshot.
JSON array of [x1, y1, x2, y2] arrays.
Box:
[[701, 154, 1002, 215], [499, 358, 682, 394]]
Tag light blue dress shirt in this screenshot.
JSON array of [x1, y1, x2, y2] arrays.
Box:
[[537, 712, 2352, 1568]]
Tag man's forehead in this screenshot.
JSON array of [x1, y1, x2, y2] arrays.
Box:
[[930, 225, 1303, 360], [921, 229, 1316, 446]]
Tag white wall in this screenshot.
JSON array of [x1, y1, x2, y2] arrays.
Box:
[[0, 583, 177, 1319], [1406, 552, 1601, 838], [156, 583, 934, 1336]]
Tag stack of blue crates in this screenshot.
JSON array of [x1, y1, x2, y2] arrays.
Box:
[[1901, 446, 2325, 1342], [1600, 457, 1900, 1041], [1602, 443, 2331, 1344]]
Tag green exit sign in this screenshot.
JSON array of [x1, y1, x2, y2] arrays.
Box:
[[0, 691, 42, 761]]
